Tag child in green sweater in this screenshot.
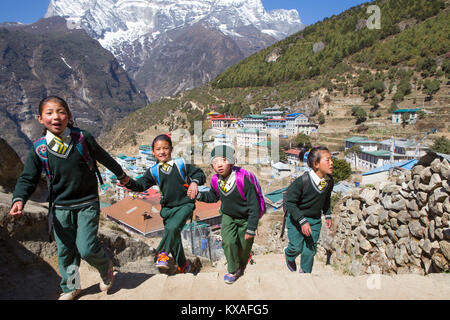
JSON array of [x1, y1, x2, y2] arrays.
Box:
[[10, 96, 129, 300], [197, 145, 260, 284], [120, 134, 206, 273], [284, 146, 334, 274]]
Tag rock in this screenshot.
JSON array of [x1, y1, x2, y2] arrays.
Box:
[[418, 183, 432, 192], [443, 180, 450, 193], [397, 211, 411, 225], [366, 214, 379, 228], [390, 218, 399, 229], [382, 195, 392, 209], [387, 228, 398, 242], [409, 239, 422, 258], [411, 165, 425, 176], [429, 220, 435, 240], [350, 214, 359, 228], [435, 228, 444, 240], [391, 199, 407, 211], [444, 228, 450, 240], [379, 211, 388, 224], [386, 244, 395, 259], [359, 239, 372, 252], [382, 184, 402, 194], [312, 41, 326, 53], [430, 158, 441, 173], [348, 200, 361, 215], [394, 246, 408, 266], [416, 192, 428, 206], [396, 225, 410, 238], [430, 173, 442, 188], [358, 189, 378, 205], [367, 228, 379, 238], [422, 256, 433, 274], [408, 220, 425, 239], [431, 252, 449, 271], [433, 187, 448, 203], [422, 239, 432, 255], [265, 47, 282, 63], [379, 225, 387, 237], [444, 198, 450, 213], [441, 159, 449, 180], [419, 167, 432, 184], [407, 199, 419, 211], [410, 210, 421, 219], [435, 216, 443, 228], [440, 241, 450, 261]]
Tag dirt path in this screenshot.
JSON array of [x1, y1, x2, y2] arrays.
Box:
[[75, 253, 450, 300]]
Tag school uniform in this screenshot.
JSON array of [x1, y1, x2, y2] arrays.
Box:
[[125, 160, 205, 267], [198, 170, 260, 274], [12, 128, 126, 293], [284, 170, 333, 273]]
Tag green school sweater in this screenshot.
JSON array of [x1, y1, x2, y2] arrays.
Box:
[[285, 172, 333, 226], [12, 130, 125, 207], [198, 174, 260, 235], [125, 162, 206, 208]]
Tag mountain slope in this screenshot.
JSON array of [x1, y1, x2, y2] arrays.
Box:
[[44, 0, 305, 100], [0, 17, 148, 160], [99, 0, 449, 153]]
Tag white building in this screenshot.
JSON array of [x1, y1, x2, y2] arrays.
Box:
[[241, 115, 268, 131], [392, 108, 421, 124], [261, 107, 285, 119], [285, 113, 310, 136], [378, 138, 428, 158], [211, 117, 240, 129], [236, 128, 267, 147]]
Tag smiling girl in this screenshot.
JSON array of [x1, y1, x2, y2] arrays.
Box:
[[10, 96, 129, 299], [121, 134, 206, 273], [284, 146, 334, 274]]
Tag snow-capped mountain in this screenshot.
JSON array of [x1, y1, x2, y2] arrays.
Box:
[[45, 0, 305, 100]]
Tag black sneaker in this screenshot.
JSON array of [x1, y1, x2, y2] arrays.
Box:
[[284, 247, 297, 272]]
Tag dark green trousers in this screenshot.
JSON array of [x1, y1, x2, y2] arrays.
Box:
[[285, 215, 322, 273], [53, 202, 110, 293], [157, 203, 195, 267], [221, 213, 254, 274]]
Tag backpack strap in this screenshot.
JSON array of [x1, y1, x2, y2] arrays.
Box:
[[150, 163, 161, 186], [173, 157, 187, 182], [69, 127, 103, 184], [210, 174, 220, 196], [234, 166, 266, 216], [33, 137, 53, 181]]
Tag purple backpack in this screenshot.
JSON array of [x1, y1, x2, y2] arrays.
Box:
[[210, 166, 266, 218]]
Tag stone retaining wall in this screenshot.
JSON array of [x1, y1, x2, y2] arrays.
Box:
[[318, 157, 450, 275]]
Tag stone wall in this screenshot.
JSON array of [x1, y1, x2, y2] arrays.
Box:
[[318, 157, 450, 275]]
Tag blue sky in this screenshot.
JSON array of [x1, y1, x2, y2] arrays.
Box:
[[0, 0, 369, 25]]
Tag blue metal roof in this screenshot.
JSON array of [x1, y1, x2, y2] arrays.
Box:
[[361, 159, 418, 176]]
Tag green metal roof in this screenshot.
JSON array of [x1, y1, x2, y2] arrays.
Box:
[[364, 150, 391, 157], [237, 128, 260, 133], [393, 108, 421, 113], [243, 114, 268, 119], [254, 141, 271, 147]]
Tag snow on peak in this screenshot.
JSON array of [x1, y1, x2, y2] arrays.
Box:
[[45, 0, 304, 50]]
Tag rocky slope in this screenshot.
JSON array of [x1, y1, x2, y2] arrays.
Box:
[[44, 0, 305, 100], [0, 16, 148, 160]]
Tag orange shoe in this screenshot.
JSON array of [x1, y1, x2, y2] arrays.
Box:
[[177, 261, 191, 274], [155, 252, 170, 269]]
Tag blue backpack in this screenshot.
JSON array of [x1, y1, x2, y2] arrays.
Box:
[[149, 158, 187, 186]]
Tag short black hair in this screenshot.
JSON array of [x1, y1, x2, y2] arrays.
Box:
[[152, 134, 172, 149], [303, 146, 330, 169]]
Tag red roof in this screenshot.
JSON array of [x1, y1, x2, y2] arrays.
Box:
[[212, 117, 239, 121], [285, 149, 301, 155], [101, 195, 221, 236]]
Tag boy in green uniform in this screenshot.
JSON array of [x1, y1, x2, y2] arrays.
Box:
[[284, 146, 334, 273], [197, 145, 260, 284]]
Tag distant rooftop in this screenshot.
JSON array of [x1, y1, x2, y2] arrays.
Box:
[[393, 108, 421, 113]]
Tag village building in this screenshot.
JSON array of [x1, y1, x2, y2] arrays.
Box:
[[261, 107, 285, 119], [211, 116, 240, 129], [214, 133, 234, 146], [241, 115, 268, 131], [378, 138, 428, 158], [285, 113, 310, 136], [266, 118, 286, 130], [392, 108, 422, 124], [285, 148, 301, 166], [101, 194, 221, 237], [236, 128, 267, 147]]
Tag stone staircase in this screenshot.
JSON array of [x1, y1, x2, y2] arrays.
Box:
[[77, 253, 450, 300]]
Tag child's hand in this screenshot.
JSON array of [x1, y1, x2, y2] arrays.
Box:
[[9, 201, 24, 217], [245, 234, 254, 240], [301, 222, 312, 236], [118, 174, 130, 186], [326, 219, 332, 229], [187, 182, 198, 199]]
